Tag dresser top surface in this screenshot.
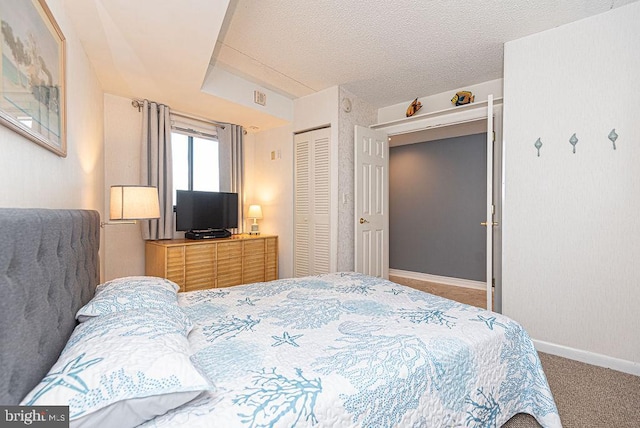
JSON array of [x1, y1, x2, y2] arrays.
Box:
[[146, 234, 276, 247]]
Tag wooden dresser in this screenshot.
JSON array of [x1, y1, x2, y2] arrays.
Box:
[[145, 234, 278, 292]]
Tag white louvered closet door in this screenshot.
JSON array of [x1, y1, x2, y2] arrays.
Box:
[[294, 127, 331, 277]]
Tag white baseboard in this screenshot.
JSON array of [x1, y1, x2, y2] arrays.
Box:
[[389, 269, 485, 290], [533, 339, 640, 376]]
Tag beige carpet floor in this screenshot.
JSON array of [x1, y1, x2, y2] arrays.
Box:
[[503, 352, 640, 427]]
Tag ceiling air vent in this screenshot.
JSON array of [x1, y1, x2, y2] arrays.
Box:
[[254, 90, 266, 106]]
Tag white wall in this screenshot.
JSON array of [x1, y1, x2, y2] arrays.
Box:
[[244, 125, 294, 277], [503, 2, 640, 373], [0, 0, 105, 277], [103, 93, 146, 280], [337, 87, 377, 271], [293, 86, 339, 133]]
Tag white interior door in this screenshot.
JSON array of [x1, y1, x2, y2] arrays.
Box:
[[484, 95, 495, 311], [354, 125, 388, 278]]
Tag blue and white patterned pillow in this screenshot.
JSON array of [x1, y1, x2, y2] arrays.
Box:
[[21, 306, 214, 428], [76, 276, 180, 322]]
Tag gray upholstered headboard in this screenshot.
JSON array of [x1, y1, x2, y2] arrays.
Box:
[[0, 209, 100, 405]]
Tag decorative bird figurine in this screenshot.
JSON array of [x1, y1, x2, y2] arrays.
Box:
[[406, 98, 422, 117]]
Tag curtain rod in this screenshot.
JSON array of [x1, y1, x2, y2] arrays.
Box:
[[131, 99, 226, 129], [172, 126, 218, 140]]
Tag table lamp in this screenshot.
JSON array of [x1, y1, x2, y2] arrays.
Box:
[[247, 205, 263, 235]]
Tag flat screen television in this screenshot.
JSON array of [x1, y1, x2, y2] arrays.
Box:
[[176, 190, 238, 239]]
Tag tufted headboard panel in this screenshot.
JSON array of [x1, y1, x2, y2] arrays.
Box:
[[0, 209, 100, 404]]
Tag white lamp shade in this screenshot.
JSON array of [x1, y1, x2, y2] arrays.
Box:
[[110, 185, 160, 220], [247, 204, 263, 219]]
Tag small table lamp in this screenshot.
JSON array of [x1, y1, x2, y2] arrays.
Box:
[[247, 205, 263, 235]]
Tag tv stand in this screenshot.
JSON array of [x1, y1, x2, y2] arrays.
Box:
[[185, 229, 231, 240]]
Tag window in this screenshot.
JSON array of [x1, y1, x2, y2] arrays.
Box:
[[172, 131, 219, 203]]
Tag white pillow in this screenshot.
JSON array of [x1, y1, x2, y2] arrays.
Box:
[[76, 276, 180, 322], [21, 306, 214, 428]]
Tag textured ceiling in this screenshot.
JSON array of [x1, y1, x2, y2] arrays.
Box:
[[64, 0, 638, 129], [215, 0, 637, 107]]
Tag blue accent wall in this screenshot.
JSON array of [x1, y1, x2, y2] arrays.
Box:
[[389, 133, 487, 281]]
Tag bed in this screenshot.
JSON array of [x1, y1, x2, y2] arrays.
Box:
[[0, 209, 562, 427]]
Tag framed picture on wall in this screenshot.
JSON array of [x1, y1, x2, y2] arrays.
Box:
[[0, 0, 66, 157]]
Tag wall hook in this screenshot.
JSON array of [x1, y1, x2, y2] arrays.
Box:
[[608, 129, 618, 150], [569, 133, 578, 154], [534, 138, 542, 157]]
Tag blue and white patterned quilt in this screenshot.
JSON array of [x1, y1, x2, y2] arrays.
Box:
[[142, 272, 561, 428]]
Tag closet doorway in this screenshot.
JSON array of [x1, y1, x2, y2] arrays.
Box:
[[357, 99, 503, 312]]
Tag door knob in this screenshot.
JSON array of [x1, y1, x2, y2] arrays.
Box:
[[360, 218, 369, 224], [480, 221, 499, 227]]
